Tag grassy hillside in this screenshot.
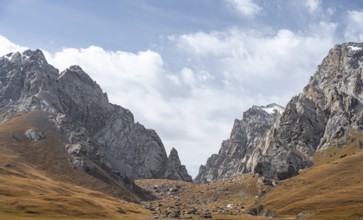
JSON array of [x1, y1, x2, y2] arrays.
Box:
[[0, 165, 149, 219], [0, 111, 149, 219], [259, 133, 363, 219]]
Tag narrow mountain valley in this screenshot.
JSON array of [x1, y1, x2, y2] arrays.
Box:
[[1, 42, 363, 220]]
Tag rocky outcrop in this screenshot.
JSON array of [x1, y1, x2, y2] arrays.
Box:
[[247, 42, 363, 179], [25, 129, 45, 141], [0, 49, 191, 182], [0, 50, 60, 113], [164, 148, 192, 182], [195, 104, 283, 183]]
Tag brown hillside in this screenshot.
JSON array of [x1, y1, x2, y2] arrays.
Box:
[[259, 133, 363, 219], [0, 110, 149, 218]]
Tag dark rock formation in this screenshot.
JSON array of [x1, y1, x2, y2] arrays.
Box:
[[164, 148, 192, 182]]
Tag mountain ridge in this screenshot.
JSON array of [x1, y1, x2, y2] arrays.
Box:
[[0, 49, 192, 185]]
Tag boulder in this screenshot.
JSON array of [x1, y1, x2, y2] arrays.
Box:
[[25, 129, 44, 141], [200, 211, 212, 218]]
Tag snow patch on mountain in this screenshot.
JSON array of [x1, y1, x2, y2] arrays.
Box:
[[348, 45, 362, 51], [260, 103, 285, 114]]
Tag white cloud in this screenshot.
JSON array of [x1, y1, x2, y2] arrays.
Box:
[[44, 46, 165, 95], [175, 23, 336, 87], [305, 0, 321, 13], [345, 10, 363, 42], [0, 36, 27, 56], [224, 0, 262, 18], [180, 67, 196, 87]]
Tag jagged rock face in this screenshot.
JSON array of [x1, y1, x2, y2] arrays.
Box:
[[95, 116, 169, 179], [0, 50, 61, 112], [0, 49, 191, 182], [248, 42, 363, 180], [57, 65, 112, 135], [195, 104, 283, 183], [164, 148, 192, 182]]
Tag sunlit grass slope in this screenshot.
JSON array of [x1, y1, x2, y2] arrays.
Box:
[[0, 111, 149, 219], [260, 132, 363, 219]]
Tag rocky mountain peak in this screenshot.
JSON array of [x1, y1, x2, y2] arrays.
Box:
[[2, 52, 21, 63], [59, 65, 97, 87], [0, 49, 191, 186], [242, 103, 283, 121], [1, 49, 48, 66], [164, 147, 192, 182], [261, 103, 285, 114], [169, 147, 178, 158], [22, 49, 48, 65], [195, 103, 283, 184]]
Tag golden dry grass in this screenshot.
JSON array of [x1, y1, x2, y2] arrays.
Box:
[[260, 133, 363, 219], [0, 165, 149, 219], [1, 111, 139, 201], [0, 111, 149, 219]]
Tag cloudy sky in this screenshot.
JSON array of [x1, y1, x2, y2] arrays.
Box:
[[1, 0, 363, 177]]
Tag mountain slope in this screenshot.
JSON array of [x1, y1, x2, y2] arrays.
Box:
[[0, 49, 191, 182], [0, 165, 149, 219], [257, 133, 363, 219], [0, 110, 149, 218]]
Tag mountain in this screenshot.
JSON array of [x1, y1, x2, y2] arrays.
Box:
[[196, 42, 363, 182], [195, 104, 283, 183], [2, 44, 363, 220], [0, 49, 192, 186], [248, 42, 363, 179]]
